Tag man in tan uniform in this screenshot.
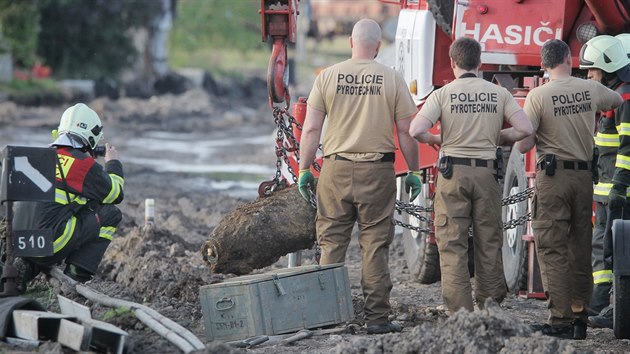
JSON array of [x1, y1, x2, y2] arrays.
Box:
[[517, 39, 622, 340], [297, 19, 420, 334], [409, 37, 532, 314]]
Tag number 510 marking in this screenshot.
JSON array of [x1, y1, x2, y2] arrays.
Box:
[[13, 229, 53, 257]]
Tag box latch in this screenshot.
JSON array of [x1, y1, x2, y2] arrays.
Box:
[[318, 273, 326, 290], [272, 275, 286, 296]]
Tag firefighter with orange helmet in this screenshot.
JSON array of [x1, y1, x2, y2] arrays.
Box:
[[11, 103, 124, 292], [579, 34, 630, 327]]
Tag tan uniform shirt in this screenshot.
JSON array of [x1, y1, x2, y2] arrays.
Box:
[[525, 77, 620, 162], [420, 76, 522, 160], [307, 58, 417, 157]]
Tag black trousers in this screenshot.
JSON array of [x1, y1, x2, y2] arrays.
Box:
[[29, 204, 122, 274]]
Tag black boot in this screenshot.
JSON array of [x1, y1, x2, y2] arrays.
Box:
[[573, 319, 587, 340], [589, 305, 613, 329], [530, 323, 574, 339], [13, 258, 38, 294], [589, 283, 612, 315], [64, 264, 94, 283]]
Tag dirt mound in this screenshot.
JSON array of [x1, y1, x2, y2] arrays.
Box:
[[100, 226, 211, 304], [332, 299, 590, 354]]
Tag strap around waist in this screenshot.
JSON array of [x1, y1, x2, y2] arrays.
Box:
[[538, 160, 590, 170], [450, 157, 493, 168], [325, 152, 395, 163]]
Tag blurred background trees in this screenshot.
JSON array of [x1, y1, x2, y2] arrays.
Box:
[[0, 0, 264, 81], [0, 0, 162, 79]]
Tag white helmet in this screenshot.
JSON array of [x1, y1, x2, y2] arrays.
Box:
[[579, 35, 630, 81], [54, 103, 103, 149], [615, 33, 630, 58]]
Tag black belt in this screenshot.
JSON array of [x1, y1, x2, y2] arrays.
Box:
[[450, 157, 492, 168], [538, 160, 589, 170], [325, 152, 395, 163]]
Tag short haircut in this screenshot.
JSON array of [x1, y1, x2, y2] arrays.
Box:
[[351, 19, 381, 47], [541, 39, 570, 69], [449, 37, 481, 70]]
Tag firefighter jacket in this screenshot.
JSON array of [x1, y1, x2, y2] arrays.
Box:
[[36, 146, 124, 254], [612, 82, 630, 189], [594, 80, 630, 201]]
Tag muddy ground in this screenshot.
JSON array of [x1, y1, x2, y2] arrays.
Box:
[[0, 81, 629, 354]]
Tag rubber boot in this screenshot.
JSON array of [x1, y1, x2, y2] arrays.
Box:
[[589, 305, 613, 329], [14, 258, 38, 294], [589, 282, 612, 315], [64, 264, 94, 283]]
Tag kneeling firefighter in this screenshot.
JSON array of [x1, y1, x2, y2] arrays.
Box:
[[11, 103, 124, 291]]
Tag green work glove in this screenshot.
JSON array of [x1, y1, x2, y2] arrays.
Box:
[[405, 171, 422, 203], [609, 184, 627, 211], [298, 169, 315, 202]]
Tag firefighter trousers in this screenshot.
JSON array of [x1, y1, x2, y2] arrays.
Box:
[[29, 204, 122, 274], [433, 164, 506, 313], [316, 157, 396, 325], [532, 169, 593, 326], [592, 202, 615, 284]]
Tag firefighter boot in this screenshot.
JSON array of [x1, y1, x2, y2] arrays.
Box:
[[589, 282, 612, 315], [366, 321, 402, 334], [64, 264, 94, 283], [13, 258, 37, 294], [589, 305, 613, 329], [530, 323, 574, 339]]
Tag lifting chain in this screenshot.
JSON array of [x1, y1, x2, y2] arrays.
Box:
[[502, 187, 534, 206], [502, 212, 532, 230], [393, 186, 534, 234], [393, 219, 434, 234], [501, 186, 534, 230], [393, 200, 434, 234], [269, 107, 322, 188]]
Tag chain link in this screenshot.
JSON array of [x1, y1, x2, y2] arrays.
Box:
[[502, 212, 532, 230], [269, 107, 322, 193], [502, 187, 534, 206], [267, 109, 534, 235]]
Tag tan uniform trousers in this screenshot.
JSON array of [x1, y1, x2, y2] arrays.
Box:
[[316, 157, 396, 325], [532, 169, 593, 326], [434, 163, 507, 313]]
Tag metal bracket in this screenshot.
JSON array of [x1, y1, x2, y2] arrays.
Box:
[[272, 274, 286, 296]]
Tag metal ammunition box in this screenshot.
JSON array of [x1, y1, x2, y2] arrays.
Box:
[[199, 263, 354, 342]]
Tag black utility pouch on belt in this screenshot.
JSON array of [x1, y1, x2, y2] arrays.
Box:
[[438, 156, 453, 179], [544, 154, 556, 176], [592, 147, 599, 184], [494, 147, 504, 180]]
